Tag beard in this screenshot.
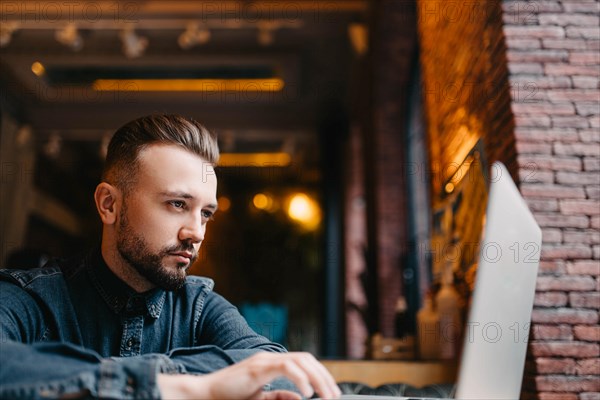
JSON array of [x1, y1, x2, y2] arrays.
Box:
[[116, 206, 197, 291]]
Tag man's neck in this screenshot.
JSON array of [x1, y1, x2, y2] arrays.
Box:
[[100, 242, 155, 293]]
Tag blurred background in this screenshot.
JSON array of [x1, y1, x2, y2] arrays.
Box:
[[2, 6, 597, 394]]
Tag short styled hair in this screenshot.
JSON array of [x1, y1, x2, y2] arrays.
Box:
[[102, 114, 219, 191]]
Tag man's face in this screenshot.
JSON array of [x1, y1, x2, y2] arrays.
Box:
[[115, 144, 218, 291]]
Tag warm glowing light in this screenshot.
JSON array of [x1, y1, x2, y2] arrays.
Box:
[[218, 152, 291, 167], [31, 61, 45, 76], [92, 78, 284, 92], [253, 193, 273, 210], [445, 182, 455, 194], [218, 196, 231, 212], [287, 193, 321, 230]]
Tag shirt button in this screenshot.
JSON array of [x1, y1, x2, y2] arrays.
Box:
[[126, 338, 133, 348]]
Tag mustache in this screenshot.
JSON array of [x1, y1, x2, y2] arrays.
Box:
[[163, 243, 198, 260]]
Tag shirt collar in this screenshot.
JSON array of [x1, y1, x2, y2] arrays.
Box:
[[86, 248, 166, 319]]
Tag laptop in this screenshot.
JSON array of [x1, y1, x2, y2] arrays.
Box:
[[322, 162, 542, 400]]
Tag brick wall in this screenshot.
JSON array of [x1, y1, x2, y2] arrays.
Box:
[[418, 0, 599, 397], [502, 0, 600, 398]]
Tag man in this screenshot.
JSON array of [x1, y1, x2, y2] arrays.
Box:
[[0, 114, 341, 399]]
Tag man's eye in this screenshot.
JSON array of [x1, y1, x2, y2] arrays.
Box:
[[202, 210, 214, 220], [170, 200, 186, 209]]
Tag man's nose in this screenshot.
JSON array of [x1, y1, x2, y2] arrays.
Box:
[[179, 217, 205, 244]]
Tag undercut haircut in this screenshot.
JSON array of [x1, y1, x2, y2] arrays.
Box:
[[102, 114, 219, 193]]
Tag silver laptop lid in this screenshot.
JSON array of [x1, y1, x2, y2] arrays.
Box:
[[455, 162, 542, 399]]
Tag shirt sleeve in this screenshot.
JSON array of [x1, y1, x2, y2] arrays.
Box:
[[0, 281, 174, 399], [0, 340, 179, 399]]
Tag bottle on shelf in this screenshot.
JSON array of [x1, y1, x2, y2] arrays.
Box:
[[436, 264, 462, 360], [394, 296, 408, 339], [417, 292, 439, 360]]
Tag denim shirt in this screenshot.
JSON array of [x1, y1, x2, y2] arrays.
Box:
[[0, 249, 288, 399]]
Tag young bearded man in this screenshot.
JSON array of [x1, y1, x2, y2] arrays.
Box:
[[0, 114, 341, 400]]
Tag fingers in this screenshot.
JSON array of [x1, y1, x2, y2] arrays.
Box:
[[259, 390, 303, 400], [293, 353, 341, 399], [255, 352, 341, 399]]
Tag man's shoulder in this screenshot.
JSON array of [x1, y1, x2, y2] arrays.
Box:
[[184, 275, 215, 292], [0, 265, 64, 288]]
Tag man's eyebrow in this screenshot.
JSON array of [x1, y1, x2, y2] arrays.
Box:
[[160, 191, 194, 199]]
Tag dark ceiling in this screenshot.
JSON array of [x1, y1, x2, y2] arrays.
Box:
[[1, 0, 370, 163]]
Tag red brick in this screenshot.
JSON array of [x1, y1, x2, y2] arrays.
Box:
[[557, 172, 600, 186], [537, 276, 596, 291], [531, 341, 600, 357], [504, 25, 566, 38], [589, 116, 599, 129], [575, 103, 600, 115], [570, 51, 600, 65], [515, 115, 552, 128], [536, 292, 569, 307], [593, 245, 599, 259], [508, 49, 568, 62], [539, 260, 567, 274], [543, 38, 588, 50], [560, 200, 600, 215], [512, 102, 575, 115], [520, 155, 582, 171], [567, 260, 600, 276], [566, 27, 600, 39], [583, 158, 600, 171], [510, 75, 572, 89], [592, 217, 600, 230], [539, 13, 600, 27], [508, 62, 544, 74], [520, 168, 554, 183], [562, 2, 600, 13], [554, 143, 600, 157], [586, 186, 600, 200], [517, 141, 553, 153], [586, 39, 600, 51], [543, 245, 593, 260], [536, 375, 600, 392], [534, 213, 589, 228], [552, 116, 590, 128], [541, 227, 563, 242], [506, 38, 541, 49], [531, 309, 598, 325], [548, 89, 600, 103], [570, 292, 600, 309], [537, 358, 577, 374], [532, 324, 573, 340], [537, 394, 578, 400], [502, 1, 562, 14], [576, 359, 600, 375], [523, 184, 586, 199], [572, 76, 600, 89], [563, 230, 600, 245], [545, 64, 600, 76], [574, 326, 600, 342], [580, 392, 600, 400], [578, 129, 600, 142], [515, 128, 579, 142]]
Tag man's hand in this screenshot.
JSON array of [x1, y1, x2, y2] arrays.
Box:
[[157, 352, 342, 400]]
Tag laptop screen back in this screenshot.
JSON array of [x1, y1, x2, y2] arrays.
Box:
[[454, 162, 542, 399]]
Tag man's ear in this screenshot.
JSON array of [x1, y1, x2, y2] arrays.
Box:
[[94, 182, 120, 225]]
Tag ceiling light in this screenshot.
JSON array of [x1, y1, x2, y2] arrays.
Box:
[[257, 21, 276, 46], [178, 22, 211, 50], [31, 61, 45, 77], [55, 23, 83, 51], [120, 27, 148, 59], [0, 21, 19, 47]]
